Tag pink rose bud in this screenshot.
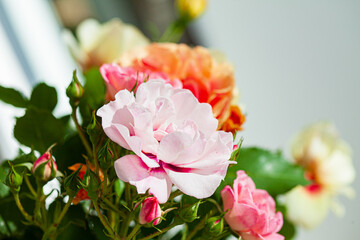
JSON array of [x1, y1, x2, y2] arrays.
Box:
[[32, 152, 58, 182], [139, 197, 162, 226], [221, 171, 284, 240]]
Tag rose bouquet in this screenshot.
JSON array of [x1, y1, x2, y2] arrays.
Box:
[[0, 1, 355, 240]]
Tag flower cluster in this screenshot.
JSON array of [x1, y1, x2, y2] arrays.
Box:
[[0, 3, 355, 239]]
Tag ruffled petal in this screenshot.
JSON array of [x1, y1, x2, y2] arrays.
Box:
[[114, 155, 171, 203]]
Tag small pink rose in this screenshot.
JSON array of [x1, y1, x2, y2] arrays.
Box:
[[221, 171, 284, 240], [100, 64, 182, 101], [139, 197, 162, 225], [32, 152, 58, 182]]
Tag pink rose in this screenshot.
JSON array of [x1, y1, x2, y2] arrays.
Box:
[[100, 64, 182, 101], [97, 79, 234, 203], [221, 171, 284, 240], [139, 197, 162, 225], [32, 152, 58, 182]]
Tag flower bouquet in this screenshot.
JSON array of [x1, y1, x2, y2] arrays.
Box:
[[0, 1, 355, 240]]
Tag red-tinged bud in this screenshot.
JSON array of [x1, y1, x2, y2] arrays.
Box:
[[32, 152, 57, 182], [5, 163, 23, 192], [204, 216, 224, 237], [139, 197, 162, 226]]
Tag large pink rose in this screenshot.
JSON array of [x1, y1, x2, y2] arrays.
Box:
[[97, 79, 234, 203], [221, 171, 284, 240]]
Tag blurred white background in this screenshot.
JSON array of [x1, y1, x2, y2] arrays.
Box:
[[194, 1, 360, 239]]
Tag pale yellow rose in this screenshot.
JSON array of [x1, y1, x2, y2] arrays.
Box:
[[284, 122, 355, 229], [63, 18, 149, 71]]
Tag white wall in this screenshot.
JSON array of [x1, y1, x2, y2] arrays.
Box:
[[194, 1, 360, 239]]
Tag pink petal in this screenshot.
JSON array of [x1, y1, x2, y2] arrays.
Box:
[[234, 171, 256, 192], [171, 90, 218, 137], [97, 90, 135, 128], [114, 155, 171, 203], [164, 169, 224, 199], [227, 203, 259, 232], [135, 80, 174, 111], [262, 233, 284, 240], [157, 131, 202, 165], [239, 231, 264, 240], [221, 186, 235, 211], [179, 131, 233, 169]]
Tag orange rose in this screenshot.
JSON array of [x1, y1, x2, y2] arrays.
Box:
[[68, 163, 104, 205], [116, 43, 245, 133]]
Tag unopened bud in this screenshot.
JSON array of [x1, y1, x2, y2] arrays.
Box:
[[32, 152, 57, 182], [66, 70, 84, 107], [139, 197, 162, 226], [5, 163, 23, 192], [204, 216, 224, 237], [179, 200, 201, 222], [177, 0, 207, 20]]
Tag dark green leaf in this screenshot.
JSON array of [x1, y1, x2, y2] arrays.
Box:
[[29, 83, 57, 112], [220, 147, 309, 197], [0, 85, 28, 108], [14, 108, 66, 152], [54, 204, 96, 240], [87, 111, 104, 147], [53, 134, 86, 172]]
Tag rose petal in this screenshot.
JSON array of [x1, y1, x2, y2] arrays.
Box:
[[114, 155, 171, 203]]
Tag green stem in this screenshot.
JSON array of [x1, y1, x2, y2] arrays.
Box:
[[13, 192, 33, 223], [42, 196, 74, 240], [125, 183, 131, 207], [71, 108, 92, 157], [102, 197, 127, 219], [127, 223, 141, 240], [34, 184, 44, 224], [139, 221, 179, 240], [24, 175, 37, 197], [93, 201, 118, 239], [186, 212, 214, 240], [205, 198, 223, 213], [119, 212, 134, 237], [92, 144, 100, 175]]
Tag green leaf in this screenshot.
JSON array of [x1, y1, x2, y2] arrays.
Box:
[[0, 85, 28, 108], [29, 83, 57, 112], [53, 134, 86, 172], [87, 111, 104, 147], [79, 68, 106, 124], [14, 108, 66, 152], [114, 179, 125, 198], [221, 147, 309, 197]]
